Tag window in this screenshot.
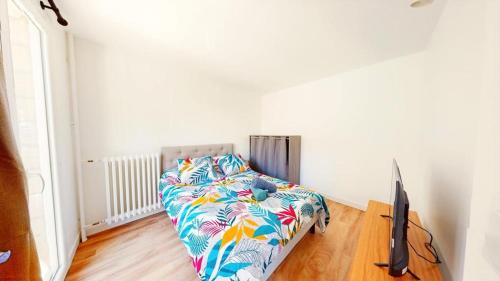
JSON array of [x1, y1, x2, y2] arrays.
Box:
[[3, 0, 60, 279]]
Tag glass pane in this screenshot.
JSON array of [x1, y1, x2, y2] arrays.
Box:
[[7, 1, 59, 280]]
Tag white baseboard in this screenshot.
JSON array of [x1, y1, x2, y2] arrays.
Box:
[[86, 209, 164, 236], [53, 232, 80, 281], [319, 192, 367, 211]]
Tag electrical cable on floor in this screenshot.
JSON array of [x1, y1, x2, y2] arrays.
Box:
[[407, 218, 441, 264]]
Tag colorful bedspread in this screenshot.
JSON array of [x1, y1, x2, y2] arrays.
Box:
[[159, 169, 330, 281]]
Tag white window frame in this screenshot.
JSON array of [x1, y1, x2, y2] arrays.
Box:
[[0, 0, 67, 280]]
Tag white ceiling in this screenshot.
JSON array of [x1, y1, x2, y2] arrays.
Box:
[[60, 0, 445, 93]]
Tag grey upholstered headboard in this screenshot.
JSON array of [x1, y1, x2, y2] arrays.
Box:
[[161, 143, 233, 170]]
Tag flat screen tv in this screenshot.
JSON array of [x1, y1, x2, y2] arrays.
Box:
[[376, 160, 438, 280], [388, 159, 410, 276]]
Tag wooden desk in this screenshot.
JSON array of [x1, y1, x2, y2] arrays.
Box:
[[348, 200, 443, 281]]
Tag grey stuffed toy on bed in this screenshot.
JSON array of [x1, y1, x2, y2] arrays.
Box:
[[251, 177, 277, 193]]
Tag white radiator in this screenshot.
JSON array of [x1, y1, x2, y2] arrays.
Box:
[[102, 153, 162, 224]]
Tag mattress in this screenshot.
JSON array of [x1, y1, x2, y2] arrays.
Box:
[[159, 169, 330, 280]]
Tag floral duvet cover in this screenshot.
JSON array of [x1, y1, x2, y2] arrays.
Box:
[[159, 169, 330, 281]]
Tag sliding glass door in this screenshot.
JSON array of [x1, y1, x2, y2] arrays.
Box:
[[1, 0, 59, 279]]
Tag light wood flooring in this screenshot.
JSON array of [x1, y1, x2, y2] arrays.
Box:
[[66, 200, 364, 281]]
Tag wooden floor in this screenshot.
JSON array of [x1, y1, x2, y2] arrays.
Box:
[[66, 200, 364, 281]]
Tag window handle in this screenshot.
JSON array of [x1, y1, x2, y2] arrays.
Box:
[[26, 172, 45, 195]]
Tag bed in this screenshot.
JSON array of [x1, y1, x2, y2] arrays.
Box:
[[158, 144, 330, 280]]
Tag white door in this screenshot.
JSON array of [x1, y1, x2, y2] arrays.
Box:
[[0, 0, 60, 279]]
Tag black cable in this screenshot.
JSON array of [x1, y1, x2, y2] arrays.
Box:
[[380, 214, 441, 264], [407, 218, 441, 264], [408, 240, 441, 264]]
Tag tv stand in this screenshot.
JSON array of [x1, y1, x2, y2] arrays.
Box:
[[348, 200, 443, 281], [373, 262, 420, 280]]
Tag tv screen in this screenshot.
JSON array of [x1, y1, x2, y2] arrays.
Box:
[[388, 160, 410, 276]]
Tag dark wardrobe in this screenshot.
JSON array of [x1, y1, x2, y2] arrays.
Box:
[[249, 135, 301, 184]]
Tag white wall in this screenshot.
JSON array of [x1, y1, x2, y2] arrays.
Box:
[[73, 37, 261, 226], [421, 1, 500, 280], [260, 1, 500, 280], [463, 1, 500, 276], [261, 53, 425, 210], [463, 3, 500, 280]]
